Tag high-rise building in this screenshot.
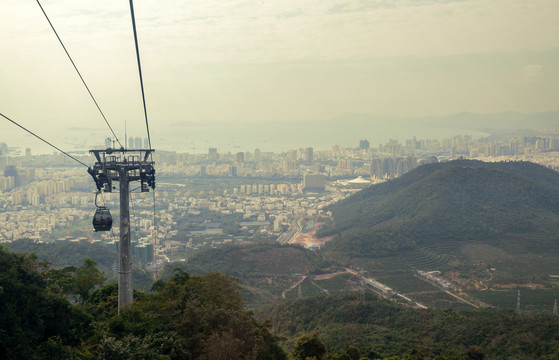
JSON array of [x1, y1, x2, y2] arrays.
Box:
[[236, 152, 244, 163], [135, 137, 143, 149], [0, 156, 8, 172], [254, 148, 261, 162], [313, 164, 325, 173], [4, 165, 18, 187], [450, 147, 457, 158], [28, 191, 40, 206], [338, 159, 353, 170], [303, 174, 325, 193], [25, 168, 35, 184], [105, 138, 112, 148], [0, 176, 15, 191], [305, 147, 313, 162], [382, 139, 402, 155], [144, 137, 149, 149], [208, 148, 218, 162], [288, 150, 297, 161], [284, 160, 296, 172]]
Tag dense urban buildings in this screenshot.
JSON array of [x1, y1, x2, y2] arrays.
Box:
[[2, 131, 559, 268]]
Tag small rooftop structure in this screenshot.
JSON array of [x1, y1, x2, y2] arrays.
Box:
[[337, 176, 373, 188], [347, 176, 372, 184]]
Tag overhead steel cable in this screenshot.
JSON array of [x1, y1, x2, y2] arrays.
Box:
[[128, 0, 152, 152], [1, 112, 89, 167], [152, 190, 157, 248], [35, 0, 124, 149], [128, 0, 158, 251]]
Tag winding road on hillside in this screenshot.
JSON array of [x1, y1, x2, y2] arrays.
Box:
[[282, 275, 307, 299]]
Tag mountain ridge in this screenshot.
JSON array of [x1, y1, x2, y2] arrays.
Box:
[[320, 160, 559, 258]]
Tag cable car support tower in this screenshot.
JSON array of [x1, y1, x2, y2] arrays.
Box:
[[88, 148, 155, 311]]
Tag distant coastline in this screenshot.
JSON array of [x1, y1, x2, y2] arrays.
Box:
[[4, 110, 558, 155]]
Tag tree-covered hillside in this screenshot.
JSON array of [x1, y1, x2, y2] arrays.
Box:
[[320, 160, 559, 257], [3, 238, 155, 290], [160, 243, 335, 306], [256, 292, 559, 359], [174, 243, 316, 278], [0, 246, 286, 359]]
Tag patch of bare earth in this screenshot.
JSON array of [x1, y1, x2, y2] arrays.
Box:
[[289, 230, 332, 248], [493, 283, 545, 290], [312, 270, 349, 280]]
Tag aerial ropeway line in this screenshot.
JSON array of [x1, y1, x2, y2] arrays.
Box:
[[35, 0, 124, 149], [3, 0, 157, 313], [0, 112, 89, 168], [129, 0, 152, 152]]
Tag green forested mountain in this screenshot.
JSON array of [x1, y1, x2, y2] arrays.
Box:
[[160, 244, 332, 306], [3, 239, 155, 290], [256, 292, 559, 359], [173, 243, 316, 278], [0, 246, 285, 359], [320, 160, 559, 258], [4, 238, 118, 270]]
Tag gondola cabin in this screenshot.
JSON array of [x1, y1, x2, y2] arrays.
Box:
[[93, 207, 113, 231]]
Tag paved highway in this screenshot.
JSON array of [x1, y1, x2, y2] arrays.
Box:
[[277, 216, 303, 244]]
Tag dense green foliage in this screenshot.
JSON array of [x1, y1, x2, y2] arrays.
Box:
[[99, 270, 286, 359], [5, 238, 118, 269], [3, 244, 559, 359], [0, 246, 286, 359], [4, 239, 154, 289], [44, 257, 105, 302], [0, 247, 94, 359], [320, 160, 559, 258], [173, 243, 315, 278], [161, 244, 323, 306], [257, 292, 559, 359]]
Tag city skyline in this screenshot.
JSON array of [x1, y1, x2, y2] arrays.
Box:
[[2, 129, 559, 257]]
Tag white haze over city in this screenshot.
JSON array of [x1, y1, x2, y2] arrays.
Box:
[[1, 0, 558, 153]]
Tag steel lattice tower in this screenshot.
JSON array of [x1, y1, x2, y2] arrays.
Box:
[[88, 148, 155, 312]]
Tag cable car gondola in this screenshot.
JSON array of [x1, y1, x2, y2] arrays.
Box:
[[93, 192, 113, 231], [93, 206, 113, 231]]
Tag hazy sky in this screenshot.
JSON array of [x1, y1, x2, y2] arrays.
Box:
[[1, 0, 558, 150]]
